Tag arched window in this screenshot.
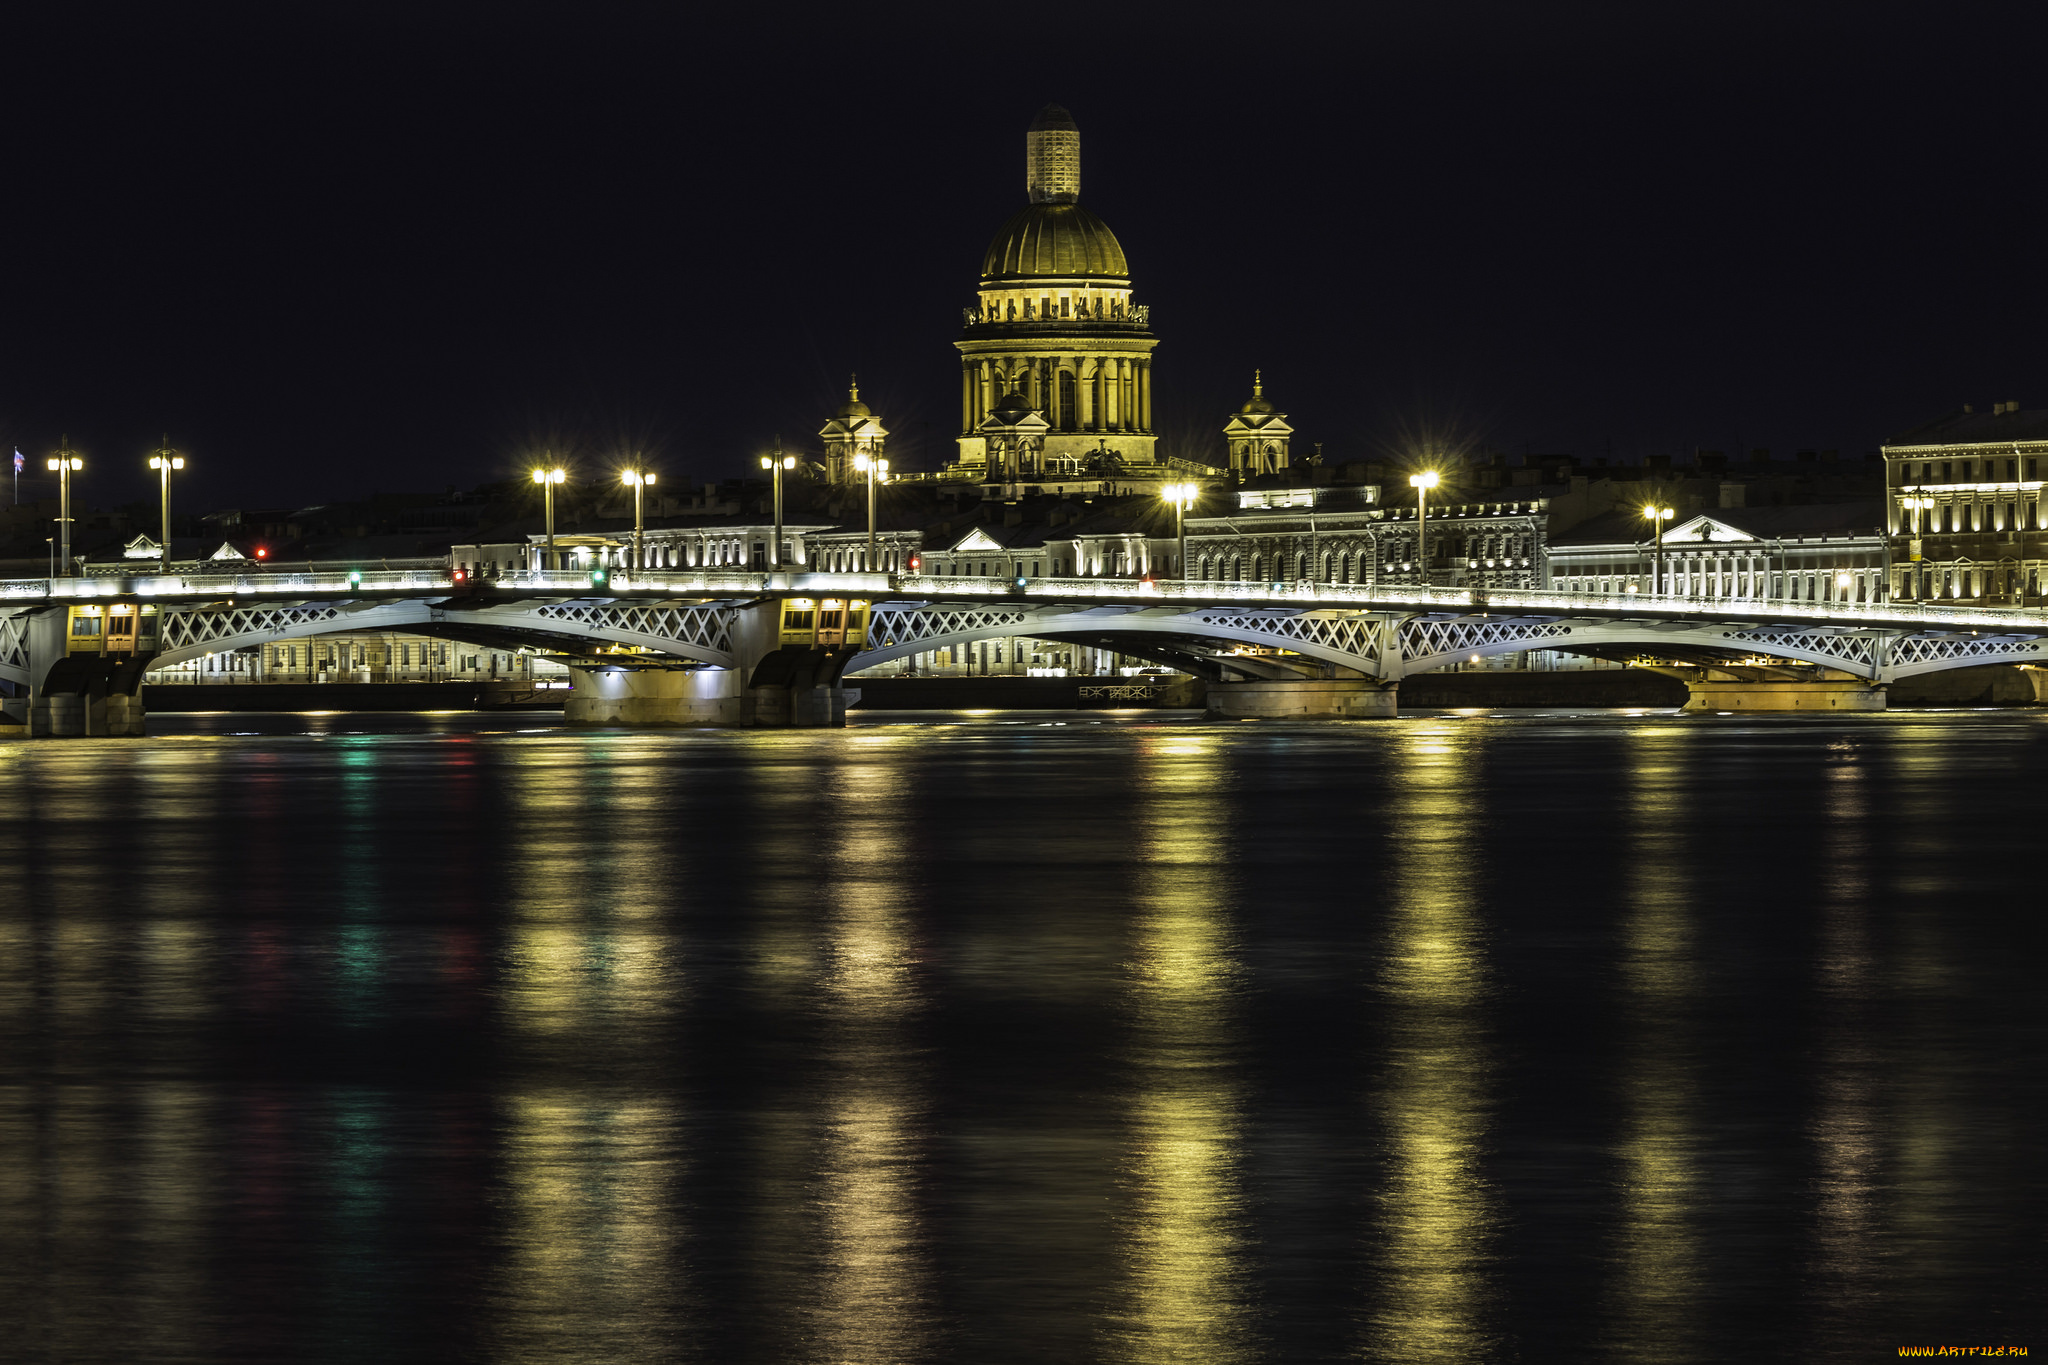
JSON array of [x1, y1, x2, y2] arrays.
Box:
[[1296, 552, 1308, 581], [1251, 555, 1265, 581], [1322, 552, 1334, 582], [1230, 555, 1243, 581]]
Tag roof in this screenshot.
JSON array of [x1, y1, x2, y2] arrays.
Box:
[[1550, 499, 1887, 547], [1886, 406, 2048, 448], [980, 203, 1129, 281]]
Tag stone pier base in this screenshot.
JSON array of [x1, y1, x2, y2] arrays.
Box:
[[1681, 679, 1887, 712], [565, 665, 749, 726], [1206, 678, 1399, 719]]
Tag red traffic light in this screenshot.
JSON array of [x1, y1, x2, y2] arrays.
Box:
[[254, 546, 267, 559], [452, 568, 467, 583], [909, 555, 921, 571]]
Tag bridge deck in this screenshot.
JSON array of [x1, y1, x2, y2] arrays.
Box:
[[5, 568, 2042, 635]]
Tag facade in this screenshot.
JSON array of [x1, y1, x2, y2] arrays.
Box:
[[1882, 405, 2048, 603], [453, 520, 833, 575], [1546, 504, 1890, 603], [1184, 487, 1543, 589]]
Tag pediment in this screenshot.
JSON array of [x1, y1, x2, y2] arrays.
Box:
[[951, 529, 1006, 552], [1662, 514, 1753, 544]]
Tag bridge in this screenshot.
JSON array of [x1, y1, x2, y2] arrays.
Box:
[[5, 565, 2046, 732]]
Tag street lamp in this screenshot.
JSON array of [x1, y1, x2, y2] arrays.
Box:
[[853, 451, 889, 571], [46, 437, 82, 578], [620, 466, 657, 570], [148, 435, 185, 569], [531, 465, 566, 570], [1641, 505, 1674, 595], [760, 441, 795, 568], [1161, 482, 1199, 581], [1409, 470, 1440, 585]]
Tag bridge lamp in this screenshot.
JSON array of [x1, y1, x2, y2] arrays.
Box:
[[621, 467, 657, 570], [1409, 470, 1440, 586], [1161, 482, 1198, 581], [148, 438, 186, 569], [853, 453, 890, 571], [760, 445, 796, 568], [1642, 505, 1674, 595], [532, 466, 566, 571], [45, 441, 83, 578]]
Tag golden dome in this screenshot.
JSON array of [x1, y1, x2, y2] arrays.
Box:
[[980, 203, 1129, 282]]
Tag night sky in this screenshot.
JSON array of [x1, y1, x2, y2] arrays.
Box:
[[4, 4, 2044, 514]]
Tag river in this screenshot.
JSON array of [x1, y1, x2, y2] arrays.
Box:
[[1, 709, 2041, 1362]]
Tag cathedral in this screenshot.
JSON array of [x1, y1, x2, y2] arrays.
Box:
[[821, 105, 1217, 496]]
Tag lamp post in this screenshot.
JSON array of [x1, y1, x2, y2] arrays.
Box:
[[1641, 505, 1674, 595], [531, 465, 566, 570], [1162, 482, 1198, 580], [760, 442, 795, 568], [1901, 495, 1935, 598], [853, 451, 889, 570], [47, 437, 82, 578], [620, 466, 656, 569], [148, 435, 185, 569], [1408, 470, 1440, 585]]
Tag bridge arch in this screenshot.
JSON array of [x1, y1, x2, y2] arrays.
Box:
[[149, 598, 738, 671]]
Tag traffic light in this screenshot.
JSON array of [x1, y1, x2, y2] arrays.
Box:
[[909, 555, 921, 572], [346, 569, 362, 587], [589, 566, 608, 587]]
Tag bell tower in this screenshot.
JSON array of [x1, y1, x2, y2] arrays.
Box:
[[818, 376, 886, 486], [1223, 371, 1293, 478]]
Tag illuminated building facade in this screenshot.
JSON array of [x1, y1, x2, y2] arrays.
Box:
[[1545, 507, 1889, 601], [1183, 488, 1543, 589], [1882, 404, 2048, 603]]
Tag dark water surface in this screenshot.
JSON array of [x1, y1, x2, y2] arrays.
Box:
[[1, 709, 2042, 1363]]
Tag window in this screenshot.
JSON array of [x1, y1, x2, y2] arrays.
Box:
[[70, 616, 100, 637]]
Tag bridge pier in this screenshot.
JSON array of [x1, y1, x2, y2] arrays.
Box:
[[1671, 674, 1887, 713], [1206, 678, 1400, 719]]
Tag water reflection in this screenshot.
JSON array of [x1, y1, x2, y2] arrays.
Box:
[[809, 733, 934, 1365], [1112, 731, 1252, 1363], [491, 1092, 682, 1363], [1363, 724, 1498, 1361], [1805, 755, 1881, 1351], [1605, 729, 1702, 1359]]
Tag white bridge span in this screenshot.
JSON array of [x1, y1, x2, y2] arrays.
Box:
[[4, 568, 2047, 692]]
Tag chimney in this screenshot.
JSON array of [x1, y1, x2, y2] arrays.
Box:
[[1719, 482, 1748, 509]]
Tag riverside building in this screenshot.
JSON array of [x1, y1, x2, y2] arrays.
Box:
[[1883, 404, 2048, 604]]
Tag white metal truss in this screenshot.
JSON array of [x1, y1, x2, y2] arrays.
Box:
[[158, 603, 353, 655], [0, 610, 31, 683], [1185, 610, 1393, 664], [1723, 628, 1881, 673], [1400, 617, 1573, 666], [866, 605, 1035, 648], [1887, 632, 2048, 674], [527, 602, 732, 654]]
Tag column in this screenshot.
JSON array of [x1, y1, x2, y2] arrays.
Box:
[[961, 364, 974, 433], [1079, 359, 1095, 430], [1139, 361, 1152, 432]]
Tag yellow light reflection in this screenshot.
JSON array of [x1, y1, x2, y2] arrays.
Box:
[[490, 1093, 680, 1360], [812, 734, 933, 1361], [1113, 731, 1252, 1364], [1364, 724, 1498, 1361], [1807, 758, 1881, 1338], [1606, 732, 1701, 1355]]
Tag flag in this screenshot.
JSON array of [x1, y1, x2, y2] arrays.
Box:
[[11, 450, 21, 474]]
